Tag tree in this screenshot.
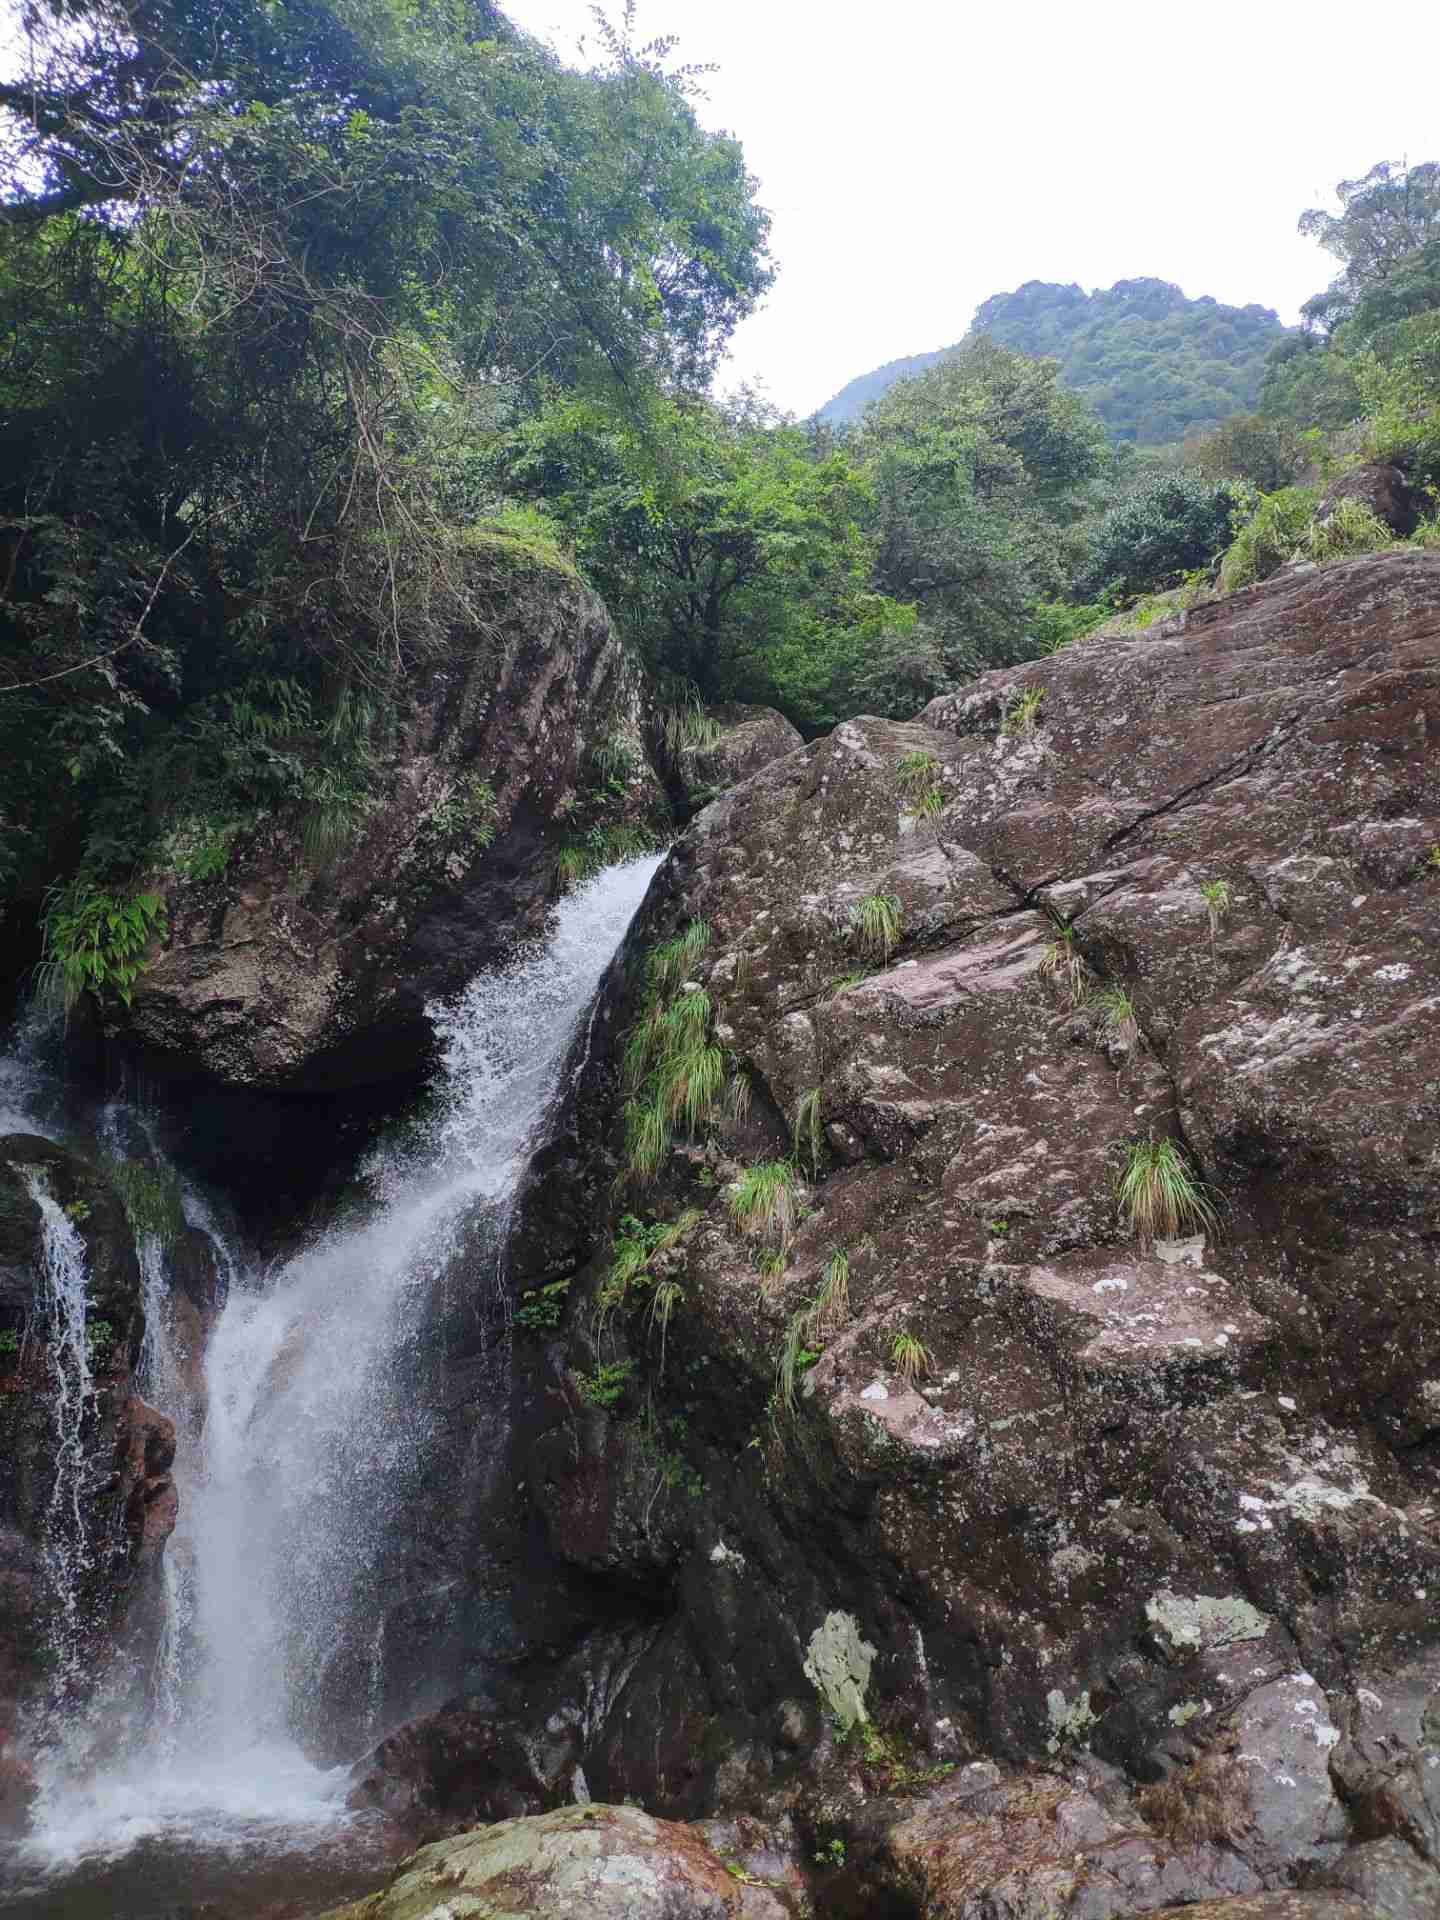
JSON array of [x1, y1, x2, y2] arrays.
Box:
[[855, 341, 1109, 675], [1298, 161, 1440, 333], [494, 388, 896, 729]]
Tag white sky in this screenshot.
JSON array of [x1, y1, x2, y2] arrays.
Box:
[[507, 0, 1440, 418]]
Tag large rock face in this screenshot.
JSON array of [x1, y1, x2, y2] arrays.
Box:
[[429, 549, 1440, 1911], [104, 558, 662, 1094], [0, 1136, 166, 1829]]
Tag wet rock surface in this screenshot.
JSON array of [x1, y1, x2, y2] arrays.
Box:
[[365, 551, 1440, 1912]]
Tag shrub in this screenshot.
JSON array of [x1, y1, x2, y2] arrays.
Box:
[[1079, 468, 1248, 600], [1117, 1137, 1218, 1244], [1217, 486, 1319, 592]]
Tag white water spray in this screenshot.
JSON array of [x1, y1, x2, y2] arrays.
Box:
[[19, 854, 659, 1870]]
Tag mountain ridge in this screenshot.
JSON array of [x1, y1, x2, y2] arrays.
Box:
[[817, 275, 1294, 443]]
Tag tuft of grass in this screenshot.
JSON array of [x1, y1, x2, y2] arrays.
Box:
[[1038, 921, 1088, 1004], [814, 1249, 850, 1334], [649, 921, 711, 995], [1117, 1137, 1219, 1245], [647, 1278, 684, 1367], [662, 696, 726, 758], [729, 1161, 799, 1246], [726, 1067, 753, 1124], [896, 751, 944, 818], [850, 891, 901, 963], [1092, 984, 1140, 1051], [757, 1247, 788, 1288], [1429, 844, 1440, 870], [793, 1087, 824, 1174], [1002, 685, 1045, 736], [891, 1329, 932, 1385]]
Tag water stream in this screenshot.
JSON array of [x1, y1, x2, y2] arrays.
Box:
[[0, 856, 658, 1913]]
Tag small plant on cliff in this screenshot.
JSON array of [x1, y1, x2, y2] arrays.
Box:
[[896, 749, 940, 789], [37, 883, 168, 1014], [1038, 921, 1088, 1004], [0, 1329, 20, 1355], [793, 1087, 824, 1174], [1429, 844, 1440, 870], [1117, 1137, 1219, 1245], [896, 750, 945, 819], [647, 1278, 684, 1369], [890, 1329, 932, 1385], [622, 927, 727, 1184], [515, 1276, 571, 1333], [814, 1249, 850, 1333], [828, 969, 871, 997], [1001, 685, 1045, 736], [849, 891, 901, 962], [650, 921, 711, 994], [1092, 984, 1140, 1051], [1200, 877, 1232, 962], [574, 1359, 635, 1409], [776, 1306, 822, 1416], [729, 1161, 799, 1246], [662, 696, 726, 759]]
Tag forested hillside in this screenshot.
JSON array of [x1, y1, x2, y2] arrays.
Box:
[[2, 0, 1439, 1038], [819, 277, 1291, 442]]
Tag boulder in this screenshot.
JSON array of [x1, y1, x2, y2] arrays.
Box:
[[1316, 461, 1421, 538], [103, 555, 661, 1095], [323, 1803, 796, 1919], [667, 704, 803, 820]]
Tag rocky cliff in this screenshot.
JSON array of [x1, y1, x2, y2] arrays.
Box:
[[395, 549, 1440, 1914], [100, 553, 666, 1099]]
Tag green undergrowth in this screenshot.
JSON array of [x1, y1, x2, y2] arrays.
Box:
[[36, 883, 168, 1013], [107, 1160, 186, 1248], [622, 922, 739, 1184]]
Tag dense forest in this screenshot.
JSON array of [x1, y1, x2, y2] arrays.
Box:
[[2, 0, 1439, 1010], [818, 278, 1292, 443]]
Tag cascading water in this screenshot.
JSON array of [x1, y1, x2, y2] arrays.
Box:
[[24, 1184, 98, 1711], [10, 854, 659, 1894]]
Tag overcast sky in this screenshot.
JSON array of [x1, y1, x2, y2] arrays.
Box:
[[507, 0, 1440, 418]]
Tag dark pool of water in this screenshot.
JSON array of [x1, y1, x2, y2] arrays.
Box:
[[0, 1820, 403, 1920]]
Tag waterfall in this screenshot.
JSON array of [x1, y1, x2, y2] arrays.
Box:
[[18, 854, 659, 1869], [25, 1182, 99, 1708]]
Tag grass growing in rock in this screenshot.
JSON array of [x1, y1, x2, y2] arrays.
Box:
[[891, 1329, 932, 1384], [896, 749, 945, 819], [1038, 921, 1088, 1004], [1117, 1137, 1219, 1244], [1136, 1752, 1251, 1847], [850, 891, 901, 962], [729, 1161, 799, 1246], [1002, 685, 1045, 736], [793, 1087, 824, 1173], [1092, 984, 1140, 1050], [622, 924, 730, 1185]]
